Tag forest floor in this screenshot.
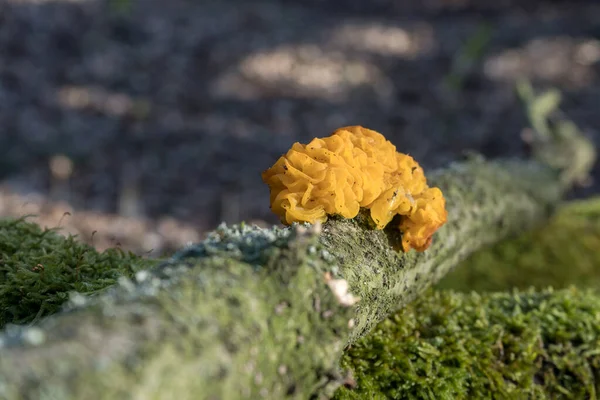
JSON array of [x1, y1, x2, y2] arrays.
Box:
[[0, 0, 599, 255]]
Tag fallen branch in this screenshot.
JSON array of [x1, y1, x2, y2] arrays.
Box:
[[0, 87, 595, 399]]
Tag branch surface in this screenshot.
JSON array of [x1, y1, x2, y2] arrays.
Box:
[[0, 100, 595, 399]]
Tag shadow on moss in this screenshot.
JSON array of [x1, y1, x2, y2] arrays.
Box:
[[0, 217, 158, 328]]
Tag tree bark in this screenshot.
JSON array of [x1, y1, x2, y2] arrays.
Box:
[[0, 99, 595, 399]]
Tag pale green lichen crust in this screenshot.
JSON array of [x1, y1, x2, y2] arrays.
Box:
[[335, 197, 600, 400], [320, 158, 562, 344], [0, 222, 355, 400], [334, 287, 600, 400]]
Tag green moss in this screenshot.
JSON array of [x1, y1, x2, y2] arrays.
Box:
[[335, 287, 600, 400], [437, 197, 600, 292], [0, 217, 157, 328]]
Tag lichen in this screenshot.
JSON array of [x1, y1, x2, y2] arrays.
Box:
[[320, 158, 562, 345], [334, 197, 600, 400], [0, 221, 355, 400]]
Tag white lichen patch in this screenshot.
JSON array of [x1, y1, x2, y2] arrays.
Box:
[[324, 272, 360, 307], [22, 327, 46, 346], [135, 270, 150, 283], [68, 292, 89, 308], [117, 276, 136, 293]]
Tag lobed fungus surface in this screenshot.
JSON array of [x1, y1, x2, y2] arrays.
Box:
[[262, 126, 447, 251]]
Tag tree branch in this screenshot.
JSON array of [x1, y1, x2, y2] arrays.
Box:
[[0, 89, 595, 398]]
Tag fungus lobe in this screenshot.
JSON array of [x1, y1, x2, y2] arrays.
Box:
[[262, 126, 447, 252]]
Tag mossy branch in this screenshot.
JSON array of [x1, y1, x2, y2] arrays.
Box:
[[0, 88, 596, 399], [438, 196, 600, 292]]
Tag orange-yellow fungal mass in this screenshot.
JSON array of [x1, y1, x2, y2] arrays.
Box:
[[262, 126, 448, 252]]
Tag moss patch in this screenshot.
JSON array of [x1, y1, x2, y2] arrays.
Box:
[[437, 197, 600, 292], [0, 217, 157, 328], [335, 288, 600, 400]]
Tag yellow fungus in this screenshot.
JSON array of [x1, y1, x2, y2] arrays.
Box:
[[262, 126, 448, 251]]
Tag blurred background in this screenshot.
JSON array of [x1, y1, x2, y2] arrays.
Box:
[[0, 0, 598, 256]]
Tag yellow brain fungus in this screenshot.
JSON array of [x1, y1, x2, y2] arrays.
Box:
[[262, 126, 447, 252]]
